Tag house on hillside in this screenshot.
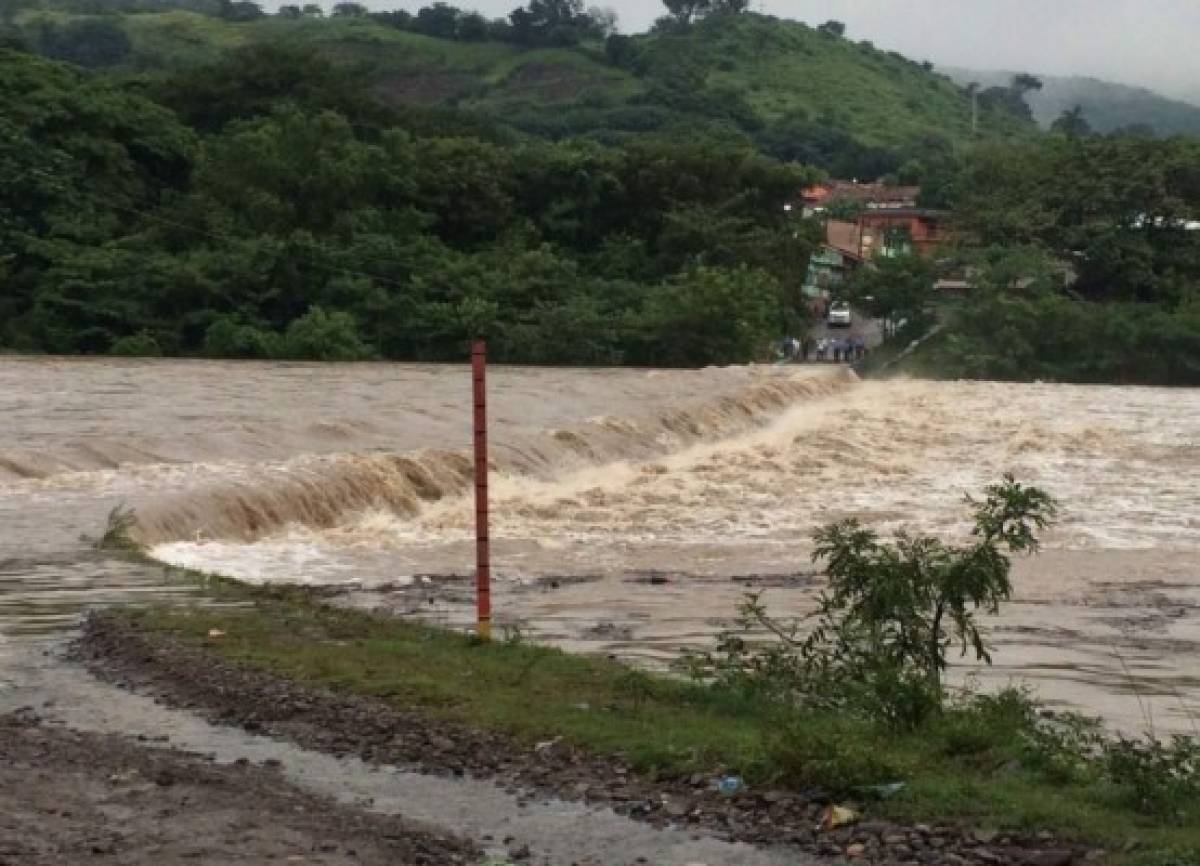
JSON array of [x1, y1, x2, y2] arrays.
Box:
[[803, 242, 863, 301], [799, 181, 920, 217], [798, 180, 952, 260]]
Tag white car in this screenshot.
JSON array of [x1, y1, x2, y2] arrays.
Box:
[[827, 301, 852, 328]]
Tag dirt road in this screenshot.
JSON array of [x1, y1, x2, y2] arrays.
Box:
[[0, 711, 476, 865]]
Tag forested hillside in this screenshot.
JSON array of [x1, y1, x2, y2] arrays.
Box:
[[2, 1, 1034, 178], [0, 42, 820, 365]]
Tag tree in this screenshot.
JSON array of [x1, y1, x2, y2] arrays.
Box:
[[331, 1, 365, 15], [636, 266, 783, 366], [414, 2, 459, 38], [844, 252, 935, 338], [301, 3, 322, 16], [34, 18, 132, 68], [661, 0, 709, 25], [282, 306, 372, 361], [711, 0, 748, 11], [1051, 104, 1093, 139], [816, 19, 845, 37], [800, 476, 1057, 726], [220, 0, 264, 20], [277, 4, 301, 17], [456, 11, 489, 40], [586, 5, 617, 36], [1011, 72, 1044, 95], [509, 0, 594, 46]]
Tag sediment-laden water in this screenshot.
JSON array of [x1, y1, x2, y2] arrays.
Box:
[[2, 356, 1198, 732]]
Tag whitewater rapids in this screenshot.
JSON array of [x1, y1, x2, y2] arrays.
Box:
[[2, 357, 1198, 732]]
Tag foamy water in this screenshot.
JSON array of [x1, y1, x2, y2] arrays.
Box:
[[2, 357, 1198, 732]]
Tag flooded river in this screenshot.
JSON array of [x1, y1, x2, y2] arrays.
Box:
[[2, 357, 1198, 732]]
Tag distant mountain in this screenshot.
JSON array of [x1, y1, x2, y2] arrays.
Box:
[[941, 67, 1200, 137]]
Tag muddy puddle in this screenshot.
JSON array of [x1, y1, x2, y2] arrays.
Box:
[[2, 357, 1199, 734]]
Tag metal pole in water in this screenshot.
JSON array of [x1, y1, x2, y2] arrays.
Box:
[[471, 339, 492, 641]]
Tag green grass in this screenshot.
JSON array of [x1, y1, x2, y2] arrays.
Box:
[[123, 575, 1200, 865]]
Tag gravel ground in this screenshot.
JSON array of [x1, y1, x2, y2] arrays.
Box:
[[72, 612, 1097, 866], [0, 710, 477, 866]]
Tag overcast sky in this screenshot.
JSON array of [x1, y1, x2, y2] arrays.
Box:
[[360, 0, 1200, 102]]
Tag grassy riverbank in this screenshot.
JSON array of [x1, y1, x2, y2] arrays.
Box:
[[113, 573, 1199, 866]]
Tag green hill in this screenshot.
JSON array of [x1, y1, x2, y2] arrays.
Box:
[[7, 6, 1035, 177], [942, 66, 1200, 137]]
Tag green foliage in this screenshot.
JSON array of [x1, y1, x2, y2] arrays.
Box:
[[1, 45, 816, 365], [915, 291, 1200, 386], [1104, 735, 1200, 821], [281, 306, 372, 361], [682, 478, 1057, 729], [844, 253, 935, 336], [635, 266, 784, 366], [767, 719, 911, 791], [30, 15, 132, 66], [202, 315, 280, 358], [97, 504, 139, 550], [953, 135, 1200, 306], [110, 330, 164, 356], [1050, 104, 1093, 139]]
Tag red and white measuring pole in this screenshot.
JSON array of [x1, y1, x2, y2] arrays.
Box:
[[471, 340, 492, 640]]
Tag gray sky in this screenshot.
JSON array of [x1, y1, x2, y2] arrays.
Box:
[[360, 0, 1200, 102]]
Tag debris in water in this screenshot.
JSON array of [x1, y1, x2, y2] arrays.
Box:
[[819, 805, 860, 831], [863, 781, 906, 799], [716, 775, 744, 796]]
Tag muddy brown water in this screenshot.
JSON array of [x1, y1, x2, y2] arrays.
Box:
[[2, 356, 1199, 735]]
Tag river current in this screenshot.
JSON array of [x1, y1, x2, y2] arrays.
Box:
[[2, 357, 1198, 732]]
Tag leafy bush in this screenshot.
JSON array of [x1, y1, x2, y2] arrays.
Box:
[[110, 330, 163, 357], [681, 477, 1057, 729], [281, 306, 373, 361], [767, 719, 911, 792], [1103, 734, 1200, 820], [202, 317, 281, 359], [1018, 709, 1104, 784]]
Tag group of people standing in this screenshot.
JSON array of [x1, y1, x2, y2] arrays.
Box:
[[777, 336, 869, 364]]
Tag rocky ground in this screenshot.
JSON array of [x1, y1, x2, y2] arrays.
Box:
[[0, 709, 477, 866], [73, 612, 1100, 866]]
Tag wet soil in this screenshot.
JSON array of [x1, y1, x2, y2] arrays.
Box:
[[76, 613, 1095, 866], [0, 710, 476, 866]]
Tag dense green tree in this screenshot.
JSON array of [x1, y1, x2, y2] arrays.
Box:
[[1051, 104, 1093, 139], [32, 17, 131, 67], [844, 253, 936, 337], [662, 0, 708, 23], [414, 2, 459, 38], [281, 306, 373, 360], [154, 43, 393, 133]]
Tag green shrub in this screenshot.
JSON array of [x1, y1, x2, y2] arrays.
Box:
[[682, 477, 1057, 730], [767, 719, 911, 792], [281, 306, 373, 361], [1103, 734, 1200, 820], [109, 330, 163, 357], [1019, 710, 1104, 785], [202, 316, 281, 359]]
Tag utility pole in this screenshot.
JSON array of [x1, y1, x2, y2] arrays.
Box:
[[471, 340, 491, 641], [968, 82, 980, 135]]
